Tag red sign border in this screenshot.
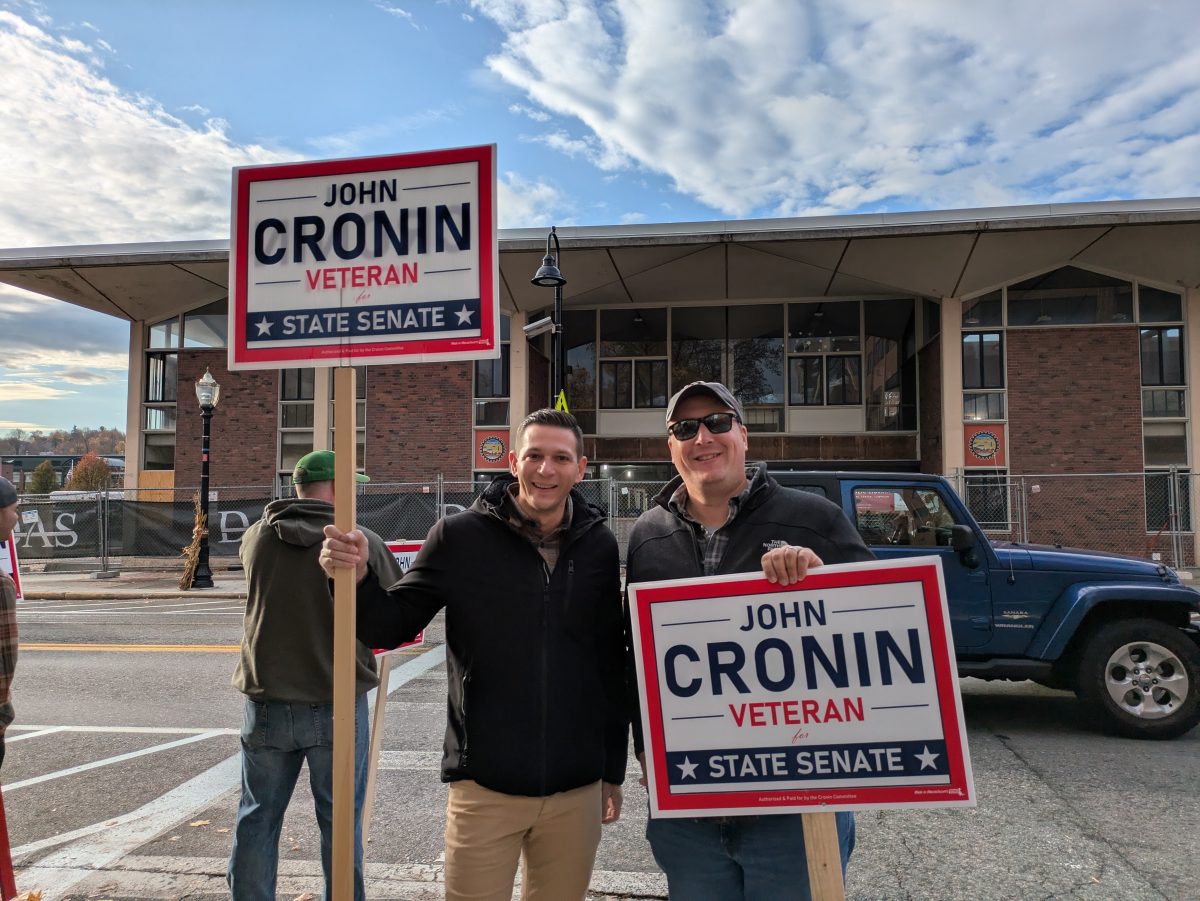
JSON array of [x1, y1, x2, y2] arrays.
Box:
[[229, 144, 498, 369], [631, 558, 973, 814]]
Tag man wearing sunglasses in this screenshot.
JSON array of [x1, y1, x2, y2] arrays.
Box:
[[625, 381, 873, 900]]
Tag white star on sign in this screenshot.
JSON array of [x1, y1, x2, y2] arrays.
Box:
[[676, 757, 698, 780], [915, 746, 940, 771], [255, 317, 273, 337], [455, 305, 475, 325]]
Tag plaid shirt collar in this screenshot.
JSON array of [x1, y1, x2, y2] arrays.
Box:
[[668, 466, 759, 576]]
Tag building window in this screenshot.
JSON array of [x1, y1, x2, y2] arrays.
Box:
[[278, 368, 315, 484], [1140, 327, 1184, 387], [671, 306, 724, 389], [599, 308, 668, 409], [1007, 267, 1133, 326], [329, 367, 367, 475], [962, 332, 1004, 389], [864, 299, 916, 431], [142, 315, 180, 470], [731, 304, 784, 432], [140, 301, 229, 472], [962, 291, 1002, 327], [787, 302, 861, 410], [474, 315, 511, 426], [183, 299, 229, 348]]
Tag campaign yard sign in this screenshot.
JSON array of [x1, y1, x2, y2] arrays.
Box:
[[628, 556, 974, 818], [374, 541, 425, 655], [0, 537, 20, 602], [229, 144, 499, 370]]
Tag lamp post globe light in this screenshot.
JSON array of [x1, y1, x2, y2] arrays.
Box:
[[529, 225, 567, 403], [193, 367, 221, 590]]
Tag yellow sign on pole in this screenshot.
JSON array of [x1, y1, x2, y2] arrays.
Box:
[[554, 390, 570, 413]]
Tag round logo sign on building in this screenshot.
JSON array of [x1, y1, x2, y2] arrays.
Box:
[[479, 435, 506, 462]]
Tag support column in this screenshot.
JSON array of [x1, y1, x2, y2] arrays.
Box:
[[124, 321, 144, 489], [313, 368, 333, 450], [509, 310, 529, 431], [940, 297, 965, 476]]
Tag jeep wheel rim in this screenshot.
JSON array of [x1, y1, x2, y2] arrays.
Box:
[[1104, 641, 1190, 720]]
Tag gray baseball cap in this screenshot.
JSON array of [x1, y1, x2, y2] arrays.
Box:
[[665, 381, 745, 427], [0, 477, 16, 508]]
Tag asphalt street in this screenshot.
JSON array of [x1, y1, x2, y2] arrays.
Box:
[[5, 572, 1199, 900]]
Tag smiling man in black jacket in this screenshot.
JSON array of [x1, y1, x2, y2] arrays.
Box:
[[320, 409, 625, 901], [626, 381, 873, 901]]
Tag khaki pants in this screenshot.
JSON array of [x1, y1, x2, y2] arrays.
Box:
[[444, 779, 602, 901]]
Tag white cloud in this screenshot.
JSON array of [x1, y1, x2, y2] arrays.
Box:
[[0, 10, 292, 246], [375, 2, 418, 27], [509, 102, 551, 122], [496, 171, 574, 227], [0, 382, 74, 401], [469, 0, 1200, 216], [618, 211, 646, 224]]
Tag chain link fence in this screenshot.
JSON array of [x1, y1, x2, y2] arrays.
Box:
[[12, 471, 1195, 571], [959, 469, 1196, 569]]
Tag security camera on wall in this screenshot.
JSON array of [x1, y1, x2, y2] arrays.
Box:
[[522, 316, 556, 339]]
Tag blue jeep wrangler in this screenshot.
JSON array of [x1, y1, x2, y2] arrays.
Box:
[[772, 471, 1200, 740]]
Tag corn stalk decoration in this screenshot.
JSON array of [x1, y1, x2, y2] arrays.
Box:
[[179, 492, 206, 589]]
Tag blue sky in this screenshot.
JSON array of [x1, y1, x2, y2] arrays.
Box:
[[1, 0, 1199, 433]]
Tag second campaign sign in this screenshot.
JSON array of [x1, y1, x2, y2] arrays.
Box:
[[629, 556, 975, 818], [229, 144, 499, 370]]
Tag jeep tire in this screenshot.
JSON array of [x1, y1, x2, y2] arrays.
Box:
[[1076, 618, 1200, 739]]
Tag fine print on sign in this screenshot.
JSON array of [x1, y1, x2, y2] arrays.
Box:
[[229, 144, 499, 370], [375, 541, 425, 655], [628, 556, 974, 818]]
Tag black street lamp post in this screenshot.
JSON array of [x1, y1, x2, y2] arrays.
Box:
[[193, 367, 221, 590], [530, 226, 567, 403]]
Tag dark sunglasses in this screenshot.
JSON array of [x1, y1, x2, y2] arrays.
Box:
[[668, 412, 740, 441]]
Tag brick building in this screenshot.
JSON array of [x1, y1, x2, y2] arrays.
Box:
[[2, 198, 1198, 556]]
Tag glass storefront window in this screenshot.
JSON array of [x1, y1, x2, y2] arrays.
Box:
[[564, 309, 597, 432], [149, 317, 180, 349], [1139, 287, 1183, 324], [183, 299, 229, 348], [600, 308, 666, 357], [788, 302, 860, 353], [962, 291, 1002, 327], [864, 299, 916, 431], [1007, 267, 1133, 325], [671, 306, 724, 390]]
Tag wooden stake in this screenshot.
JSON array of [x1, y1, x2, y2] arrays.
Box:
[[331, 365, 358, 900], [360, 652, 395, 842], [802, 811, 846, 901]]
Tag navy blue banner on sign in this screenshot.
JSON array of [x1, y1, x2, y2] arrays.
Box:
[[665, 739, 949, 786], [245, 298, 481, 342]]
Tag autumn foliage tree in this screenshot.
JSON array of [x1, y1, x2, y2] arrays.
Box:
[[64, 452, 113, 491]]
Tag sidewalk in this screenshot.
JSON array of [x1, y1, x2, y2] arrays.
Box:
[[18, 565, 247, 600]]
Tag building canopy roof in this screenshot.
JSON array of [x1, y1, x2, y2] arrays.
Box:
[[1, 198, 1199, 324]]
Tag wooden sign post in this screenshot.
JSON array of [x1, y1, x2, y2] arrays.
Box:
[[229, 145, 499, 898], [331, 365, 359, 898], [802, 812, 845, 900]]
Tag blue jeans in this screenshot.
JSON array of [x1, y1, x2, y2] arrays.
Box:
[[228, 694, 369, 901], [647, 812, 855, 901]]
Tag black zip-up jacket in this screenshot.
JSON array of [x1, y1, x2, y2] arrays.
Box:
[[625, 465, 875, 752], [355, 475, 627, 797]]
